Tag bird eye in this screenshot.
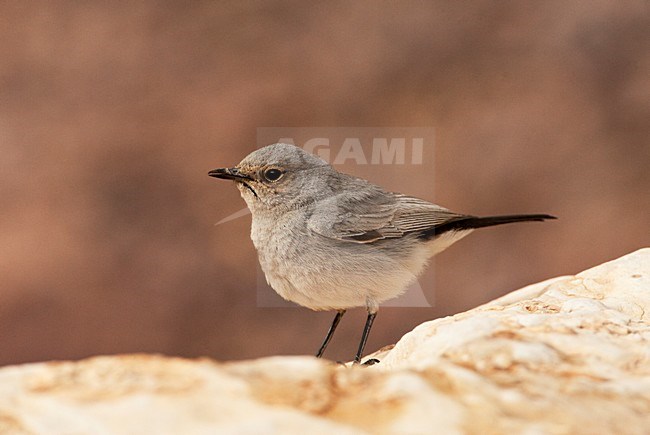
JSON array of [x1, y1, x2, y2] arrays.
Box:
[[263, 168, 283, 182]]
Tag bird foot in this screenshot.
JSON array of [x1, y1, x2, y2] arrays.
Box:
[[349, 358, 380, 367]]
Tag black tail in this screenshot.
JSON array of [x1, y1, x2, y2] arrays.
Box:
[[418, 214, 556, 240]]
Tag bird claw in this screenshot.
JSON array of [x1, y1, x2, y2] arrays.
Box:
[[349, 358, 380, 367]]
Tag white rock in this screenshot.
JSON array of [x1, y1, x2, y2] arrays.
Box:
[[0, 248, 648, 434]]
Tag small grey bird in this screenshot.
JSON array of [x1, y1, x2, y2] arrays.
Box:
[[209, 143, 555, 364]]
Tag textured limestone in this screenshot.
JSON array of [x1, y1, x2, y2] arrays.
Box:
[[0, 249, 648, 434]]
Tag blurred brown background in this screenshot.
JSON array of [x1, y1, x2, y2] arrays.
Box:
[[1, 1, 648, 366]]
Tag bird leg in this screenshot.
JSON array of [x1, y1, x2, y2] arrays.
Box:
[[315, 309, 346, 358], [354, 310, 377, 364]]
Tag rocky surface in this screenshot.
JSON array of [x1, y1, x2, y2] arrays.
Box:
[[1, 249, 648, 434]]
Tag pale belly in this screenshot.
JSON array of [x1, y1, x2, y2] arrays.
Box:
[[251, 214, 433, 311]]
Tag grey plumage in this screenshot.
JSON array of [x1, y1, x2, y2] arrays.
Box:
[[209, 143, 556, 363]]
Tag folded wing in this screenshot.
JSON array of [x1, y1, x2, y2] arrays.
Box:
[[307, 187, 464, 243]]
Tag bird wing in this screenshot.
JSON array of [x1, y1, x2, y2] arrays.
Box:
[[307, 189, 463, 243]]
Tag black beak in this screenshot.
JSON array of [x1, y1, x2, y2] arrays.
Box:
[[208, 167, 250, 181]]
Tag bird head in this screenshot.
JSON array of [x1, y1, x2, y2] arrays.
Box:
[[209, 143, 334, 213]]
